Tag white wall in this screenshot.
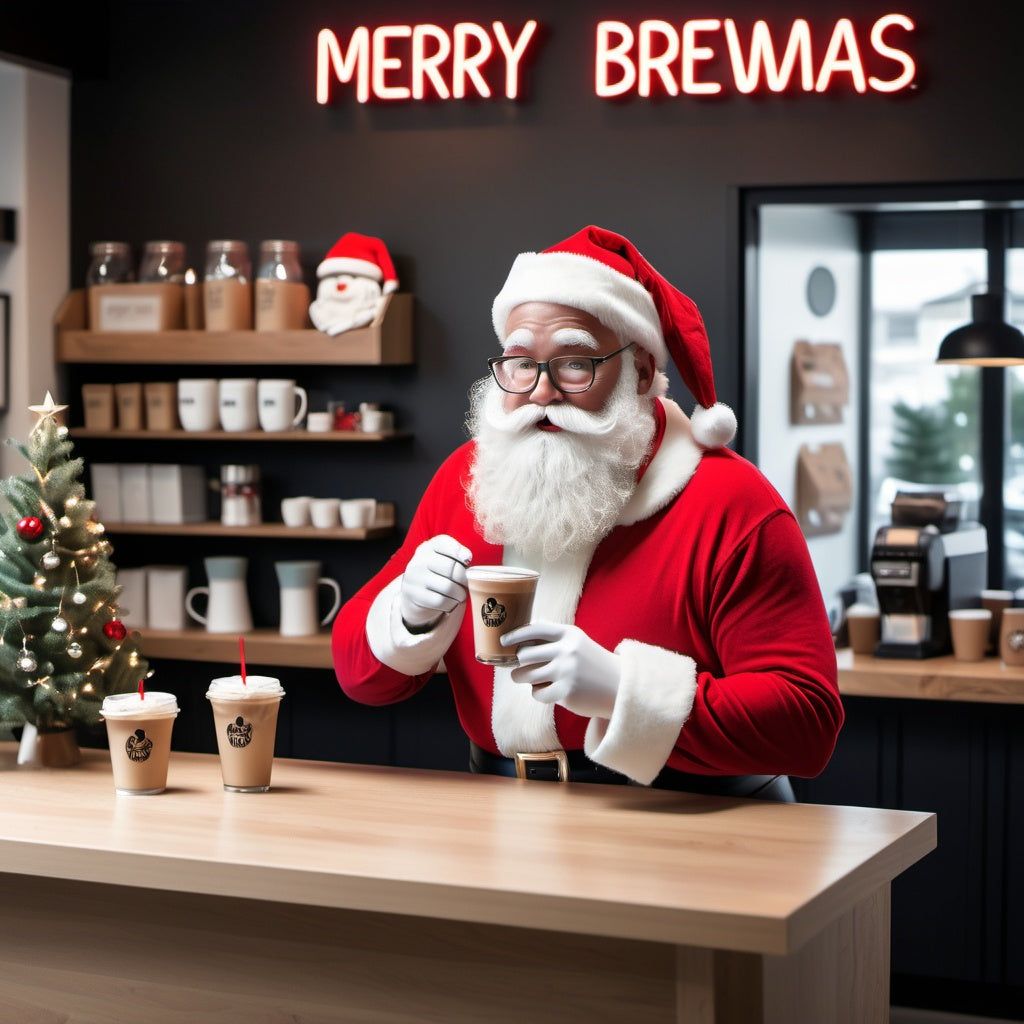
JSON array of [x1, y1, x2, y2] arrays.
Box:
[[756, 206, 862, 606], [0, 58, 69, 478]]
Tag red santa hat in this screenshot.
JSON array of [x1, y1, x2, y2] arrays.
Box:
[[491, 225, 736, 448], [317, 232, 398, 295]]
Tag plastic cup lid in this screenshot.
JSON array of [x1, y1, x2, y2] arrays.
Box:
[[101, 691, 179, 716], [206, 674, 285, 698]]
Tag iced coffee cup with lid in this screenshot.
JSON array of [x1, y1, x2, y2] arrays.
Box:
[[206, 674, 285, 792], [101, 690, 180, 795]]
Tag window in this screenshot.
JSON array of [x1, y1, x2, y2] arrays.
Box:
[[868, 248, 986, 544]]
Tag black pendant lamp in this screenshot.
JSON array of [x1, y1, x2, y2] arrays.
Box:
[[936, 292, 1024, 366]]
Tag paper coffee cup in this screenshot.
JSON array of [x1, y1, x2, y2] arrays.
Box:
[[948, 608, 991, 662], [101, 691, 180, 795], [206, 675, 285, 792], [465, 566, 539, 665], [845, 603, 880, 655]]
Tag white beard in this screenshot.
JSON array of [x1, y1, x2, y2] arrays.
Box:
[[466, 362, 656, 562], [309, 274, 383, 335]]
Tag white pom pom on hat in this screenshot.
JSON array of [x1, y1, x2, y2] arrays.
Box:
[[492, 225, 736, 448]]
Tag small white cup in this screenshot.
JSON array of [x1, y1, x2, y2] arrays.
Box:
[[340, 498, 377, 529], [258, 378, 309, 432], [281, 496, 313, 527], [177, 378, 219, 432], [218, 378, 259, 432], [360, 409, 394, 433], [310, 498, 340, 529], [306, 411, 332, 432]]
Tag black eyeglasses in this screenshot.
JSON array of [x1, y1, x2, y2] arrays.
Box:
[[488, 343, 634, 395]]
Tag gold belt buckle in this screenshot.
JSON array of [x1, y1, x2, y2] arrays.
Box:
[[513, 750, 570, 782]]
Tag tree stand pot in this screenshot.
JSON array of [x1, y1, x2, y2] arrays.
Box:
[[17, 723, 82, 768]]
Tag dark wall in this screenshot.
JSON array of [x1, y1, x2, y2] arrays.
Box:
[[57, 0, 1024, 477]]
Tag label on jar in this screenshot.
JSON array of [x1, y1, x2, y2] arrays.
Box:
[[96, 292, 163, 332], [255, 280, 311, 331], [204, 279, 253, 331]]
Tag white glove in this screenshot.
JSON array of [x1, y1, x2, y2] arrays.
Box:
[[399, 535, 472, 631], [504, 623, 621, 719]]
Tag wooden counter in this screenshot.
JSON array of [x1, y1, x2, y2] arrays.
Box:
[[0, 746, 934, 1023], [837, 648, 1024, 704]]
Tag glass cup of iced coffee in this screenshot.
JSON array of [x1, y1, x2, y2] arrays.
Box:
[[465, 566, 540, 665]]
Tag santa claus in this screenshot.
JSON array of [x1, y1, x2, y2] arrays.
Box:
[[309, 232, 398, 336], [332, 225, 842, 796]]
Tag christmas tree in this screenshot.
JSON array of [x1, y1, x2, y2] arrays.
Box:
[[0, 393, 147, 731]]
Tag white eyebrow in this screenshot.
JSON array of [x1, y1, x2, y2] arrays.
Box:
[[502, 327, 535, 350], [551, 328, 599, 350]]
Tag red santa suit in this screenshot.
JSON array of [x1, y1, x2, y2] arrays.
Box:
[[332, 396, 843, 785]]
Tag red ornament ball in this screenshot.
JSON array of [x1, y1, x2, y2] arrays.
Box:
[[103, 620, 127, 641], [16, 516, 45, 541]]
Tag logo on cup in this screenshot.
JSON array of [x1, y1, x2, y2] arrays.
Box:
[[125, 728, 153, 762], [227, 716, 253, 748], [480, 598, 507, 627], [1009, 630, 1024, 652]]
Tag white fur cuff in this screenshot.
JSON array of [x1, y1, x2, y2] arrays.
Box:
[[365, 576, 463, 677], [584, 640, 697, 785]]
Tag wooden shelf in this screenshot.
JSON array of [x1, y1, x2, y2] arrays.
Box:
[[104, 502, 396, 541], [139, 627, 332, 669], [72, 427, 410, 442], [54, 289, 413, 365], [836, 647, 1024, 704]]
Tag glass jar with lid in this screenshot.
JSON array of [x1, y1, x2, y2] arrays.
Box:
[[203, 240, 252, 331], [86, 241, 134, 288], [138, 240, 186, 284], [220, 464, 262, 527], [255, 240, 310, 331]]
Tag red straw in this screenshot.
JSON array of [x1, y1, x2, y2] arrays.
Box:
[[239, 636, 247, 685], [138, 678, 145, 700]]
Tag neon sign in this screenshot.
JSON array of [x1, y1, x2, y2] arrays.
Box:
[[595, 15, 916, 96], [316, 21, 540, 103], [315, 15, 916, 105]]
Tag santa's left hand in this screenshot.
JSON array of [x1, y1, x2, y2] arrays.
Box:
[[503, 623, 621, 720]]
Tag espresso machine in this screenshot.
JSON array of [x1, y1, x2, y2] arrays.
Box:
[[869, 492, 987, 658]]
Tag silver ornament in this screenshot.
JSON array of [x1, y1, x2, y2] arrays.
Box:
[[52, 616, 69, 633], [72, 591, 87, 605], [41, 552, 61, 570], [17, 653, 37, 673], [67, 641, 83, 659]]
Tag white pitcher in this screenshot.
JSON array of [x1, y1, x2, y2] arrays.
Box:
[[185, 556, 253, 633], [275, 560, 342, 636]]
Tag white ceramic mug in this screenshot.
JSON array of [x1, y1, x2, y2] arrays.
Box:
[[146, 565, 189, 631], [275, 561, 342, 636], [281, 496, 313, 527], [218, 378, 259, 432], [340, 498, 377, 529], [258, 378, 308, 431], [185, 556, 253, 633], [310, 498, 340, 528], [360, 409, 394, 433], [177, 378, 219, 431]]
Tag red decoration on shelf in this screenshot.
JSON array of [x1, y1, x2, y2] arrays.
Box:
[[16, 516, 45, 541], [103, 620, 127, 641]]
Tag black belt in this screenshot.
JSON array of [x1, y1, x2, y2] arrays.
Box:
[[469, 742, 795, 801]]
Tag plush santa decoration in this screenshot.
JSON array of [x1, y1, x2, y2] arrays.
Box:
[[309, 232, 398, 336], [491, 225, 737, 448]]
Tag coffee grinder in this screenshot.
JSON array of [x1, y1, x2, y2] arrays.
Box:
[[869, 491, 987, 658]]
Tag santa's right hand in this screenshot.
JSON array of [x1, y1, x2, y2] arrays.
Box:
[[399, 535, 473, 630]]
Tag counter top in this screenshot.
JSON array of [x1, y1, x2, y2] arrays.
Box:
[[0, 745, 934, 958], [837, 648, 1024, 704]]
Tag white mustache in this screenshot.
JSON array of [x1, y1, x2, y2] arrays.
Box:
[[480, 384, 619, 437]]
